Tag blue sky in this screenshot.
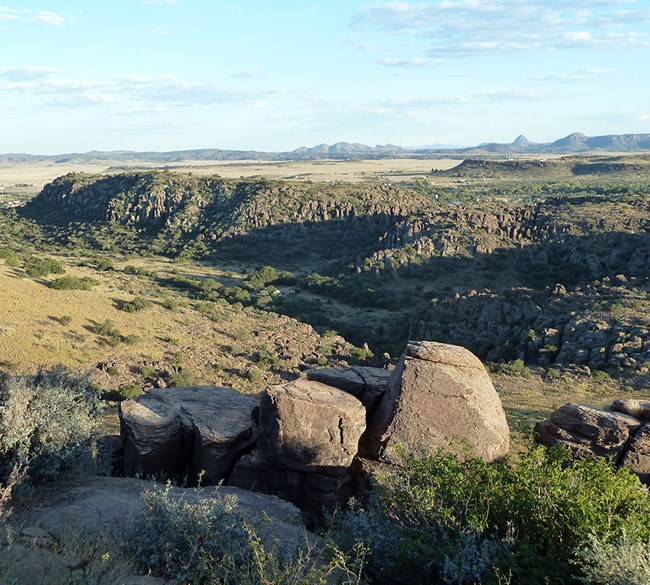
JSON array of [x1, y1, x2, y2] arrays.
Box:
[[1, 0, 649, 153]]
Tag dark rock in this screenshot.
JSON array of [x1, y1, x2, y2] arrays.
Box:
[[119, 386, 257, 484], [535, 403, 641, 460], [620, 424, 650, 483]]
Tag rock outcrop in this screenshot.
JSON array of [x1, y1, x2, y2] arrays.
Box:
[[230, 379, 366, 510], [119, 386, 258, 484], [119, 342, 510, 511], [536, 400, 650, 483], [534, 403, 640, 460], [365, 341, 510, 462]]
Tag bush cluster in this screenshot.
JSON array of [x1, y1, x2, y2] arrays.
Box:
[[332, 445, 650, 584], [122, 483, 363, 585], [49, 275, 98, 290], [0, 366, 102, 484]]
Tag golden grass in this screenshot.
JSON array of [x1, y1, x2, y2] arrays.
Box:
[[0, 259, 342, 394], [0, 158, 462, 190]]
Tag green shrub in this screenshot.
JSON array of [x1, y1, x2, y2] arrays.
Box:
[[592, 370, 611, 382], [103, 383, 144, 402], [139, 365, 158, 379], [167, 368, 195, 387], [90, 319, 138, 346], [123, 483, 363, 585], [0, 250, 21, 268], [487, 359, 531, 378], [24, 256, 65, 278], [333, 445, 650, 584], [116, 296, 152, 312], [162, 296, 182, 311], [50, 275, 97, 290], [576, 533, 650, 585], [96, 258, 115, 271], [0, 367, 101, 484]]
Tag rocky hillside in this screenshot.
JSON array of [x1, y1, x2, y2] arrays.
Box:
[[24, 171, 436, 261], [16, 171, 650, 377]]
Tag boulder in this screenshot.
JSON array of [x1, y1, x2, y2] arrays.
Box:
[[613, 398, 650, 422], [257, 379, 366, 470], [230, 379, 366, 510], [534, 403, 641, 460], [305, 366, 390, 415], [365, 341, 510, 462], [305, 367, 365, 397], [120, 386, 257, 484], [620, 423, 650, 483]]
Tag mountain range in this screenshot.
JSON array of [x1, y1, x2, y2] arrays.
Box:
[[3, 132, 650, 164]]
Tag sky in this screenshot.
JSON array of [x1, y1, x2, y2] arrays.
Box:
[[1, 0, 649, 154]]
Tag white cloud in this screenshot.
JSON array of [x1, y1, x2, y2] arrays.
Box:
[[0, 6, 73, 26], [144, 0, 179, 4], [353, 0, 650, 61], [148, 26, 171, 36], [531, 67, 619, 84], [564, 30, 592, 42], [0, 68, 288, 113]]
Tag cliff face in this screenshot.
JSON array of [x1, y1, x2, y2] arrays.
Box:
[[32, 172, 227, 228]]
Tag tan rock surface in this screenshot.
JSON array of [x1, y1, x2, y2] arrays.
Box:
[[366, 341, 510, 462]]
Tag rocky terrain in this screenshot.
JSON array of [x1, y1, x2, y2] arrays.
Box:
[[117, 341, 510, 511], [6, 168, 647, 383], [536, 398, 650, 484]]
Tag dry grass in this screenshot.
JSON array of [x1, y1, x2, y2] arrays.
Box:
[[0, 158, 462, 192], [0, 259, 346, 394]]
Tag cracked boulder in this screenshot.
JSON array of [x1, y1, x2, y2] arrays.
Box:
[[365, 341, 510, 462], [229, 379, 366, 510], [119, 386, 257, 484], [534, 403, 641, 460]]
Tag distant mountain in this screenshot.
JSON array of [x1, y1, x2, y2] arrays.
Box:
[[453, 132, 650, 155], [0, 142, 406, 164], [3, 133, 650, 164]]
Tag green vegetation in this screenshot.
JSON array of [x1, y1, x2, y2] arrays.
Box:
[[0, 367, 101, 484], [116, 296, 153, 312], [333, 446, 650, 584], [23, 255, 65, 278], [90, 319, 139, 346], [49, 275, 97, 290]]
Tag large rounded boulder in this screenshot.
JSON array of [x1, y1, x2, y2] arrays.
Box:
[[365, 341, 510, 462]]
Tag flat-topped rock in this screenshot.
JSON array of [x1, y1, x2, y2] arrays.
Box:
[[535, 403, 641, 460], [257, 379, 366, 470], [120, 386, 257, 484], [305, 365, 391, 415], [366, 341, 510, 462], [305, 367, 366, 397]]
